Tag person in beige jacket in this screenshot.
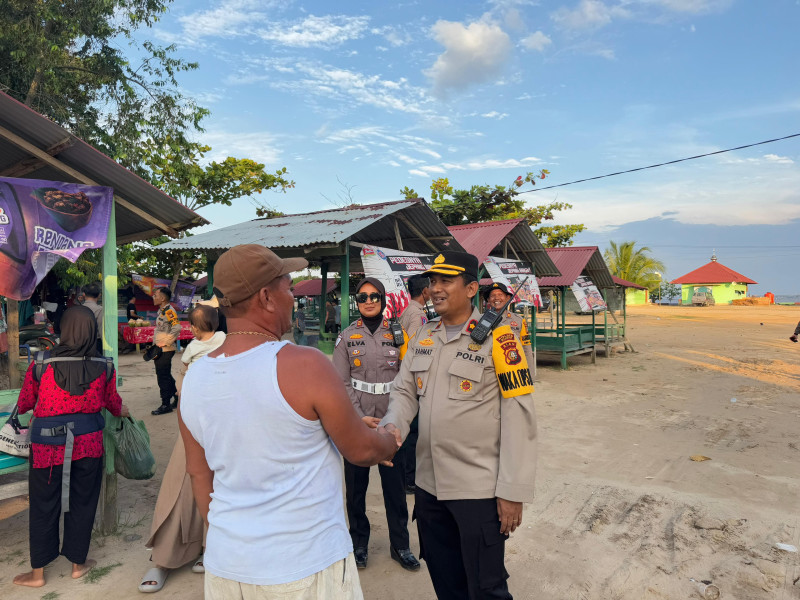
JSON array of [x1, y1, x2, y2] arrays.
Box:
[[381, 251, 537, 600]]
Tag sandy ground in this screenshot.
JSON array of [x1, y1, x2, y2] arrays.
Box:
[[1, 304, 800, 599]]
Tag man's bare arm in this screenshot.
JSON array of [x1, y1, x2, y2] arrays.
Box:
[[277, 345, 399, 466], [179, 408, 214, 524]]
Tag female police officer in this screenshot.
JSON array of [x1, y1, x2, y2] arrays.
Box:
[[332, 278, 420, 573]]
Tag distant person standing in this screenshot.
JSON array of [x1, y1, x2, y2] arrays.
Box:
[[334, 299, 341, 334], [399, 275, 430, 340], [151, 287, 181, 416], [294, 302, 307, 345], [325, 300, 336, 334], [81, 283, 104, 354]]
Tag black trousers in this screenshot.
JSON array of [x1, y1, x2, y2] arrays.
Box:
[[414, 488, 511, 600], [28, 456, 103, 568], [402, 416, 419, 487], [344, 457, 410, 551], [153, 350, 176, 405]]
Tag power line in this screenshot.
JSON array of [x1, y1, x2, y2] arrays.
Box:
[[522, 132, 800, 193]]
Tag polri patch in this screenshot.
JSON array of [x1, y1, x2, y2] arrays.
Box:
[[460, 379, 473, 392], [352, 349, 363, 356], [419, 338, 434, 346], [353, 358, 362, 367], [468, 343, 481, 352]]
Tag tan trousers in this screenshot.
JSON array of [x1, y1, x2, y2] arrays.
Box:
[[204, 553, 364, 600]]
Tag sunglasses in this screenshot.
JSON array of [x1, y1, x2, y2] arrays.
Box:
[[356, 292, 382, 304]]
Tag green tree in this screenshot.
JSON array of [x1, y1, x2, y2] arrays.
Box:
[[427, 173, 585, 247], [0, 0, 206, 173], [604, 241, 666, 290]]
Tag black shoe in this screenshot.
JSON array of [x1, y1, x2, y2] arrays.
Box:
[[405, 484, 416, 495], [170, 394, 179, 409], [390, 547, 420, 571], [354, 546, 368, 569], [151, 404, 173, 416]]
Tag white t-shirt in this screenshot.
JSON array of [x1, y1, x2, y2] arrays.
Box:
[[181, 331, 226, 368], [180, 341, 352, 585]]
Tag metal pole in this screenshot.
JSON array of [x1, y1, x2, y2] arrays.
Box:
[[206, 254, 217, 298], [341, 240, 350, 330], [319, 261, 328, 338], [98, 200, 118, 535], [7, 300, 20, 389]]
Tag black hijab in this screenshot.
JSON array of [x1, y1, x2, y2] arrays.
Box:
[[356, 277, 386, 334], [50, 306, 106, 396]]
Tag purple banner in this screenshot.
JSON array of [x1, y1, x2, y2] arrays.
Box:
[[0, 176, 113, 300]]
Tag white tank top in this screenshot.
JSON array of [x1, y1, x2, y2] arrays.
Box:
[[180, 341, 352, 585]]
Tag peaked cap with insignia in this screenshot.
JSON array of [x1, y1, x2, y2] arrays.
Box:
[[483, 281, 512, 301], [423, 251, 479, 282]]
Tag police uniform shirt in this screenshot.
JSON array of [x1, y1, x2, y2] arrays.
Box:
[[381, 307, 537, 503], [332, 318, 404, 419], [154, 304, 181, 351], [398, 300, 428, 340]]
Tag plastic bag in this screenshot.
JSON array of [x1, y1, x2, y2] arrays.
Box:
[[110, 416, 156, 480]]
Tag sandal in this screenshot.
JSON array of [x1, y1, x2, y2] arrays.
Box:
[[139, 567, 169, 593], [192, 556, 204, 574]]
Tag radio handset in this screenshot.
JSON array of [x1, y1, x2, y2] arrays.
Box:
[[469, 277, 530, 344]]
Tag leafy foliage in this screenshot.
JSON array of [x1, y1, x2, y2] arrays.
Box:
[[425, 173, 585, 247], [604, 241, 666, 290]]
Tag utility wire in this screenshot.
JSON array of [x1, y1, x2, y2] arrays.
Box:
[[521, 132, 800, 193]]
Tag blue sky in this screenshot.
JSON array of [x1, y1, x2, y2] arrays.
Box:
[[141, 0, 800, 293]]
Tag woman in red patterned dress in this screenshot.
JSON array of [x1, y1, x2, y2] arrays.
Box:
[[13, 306, 128, 588]]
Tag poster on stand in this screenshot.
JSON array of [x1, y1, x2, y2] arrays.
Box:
[[0, 176, 113, 300], [571, 275, 607, 312], [131, 274, 197, 312], [360, 245, 434, 318], [483, 257, 542, 307]]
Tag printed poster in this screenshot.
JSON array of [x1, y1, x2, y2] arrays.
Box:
[[571, 275, 607, 312], [360, 245, 434, 318], [0, 176, 113, 300], [483, 257, 542, 307], [132, 274, 197, 312]]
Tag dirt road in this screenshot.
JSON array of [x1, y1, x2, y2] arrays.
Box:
[[1, 304, 799, 599]]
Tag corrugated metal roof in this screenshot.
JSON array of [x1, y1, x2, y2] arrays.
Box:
[[292, 278, 337, 297], [0, 91, 207, 243], [612, 275, 647, 290], [158, 199, 462, 257], [537, 246, 615, 288], [448, 218, 561, 277], [670, 260, 757, 285]]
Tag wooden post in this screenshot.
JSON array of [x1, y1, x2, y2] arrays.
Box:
[[560, 287, 567, 370], [319, 261, 328, 339], [206, 254, 217, 298], [7, 300, 20, 389], [340, 241, 350, 331], [97, 201, 118, 535]]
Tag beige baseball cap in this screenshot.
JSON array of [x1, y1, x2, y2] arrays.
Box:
[[213, 244, 308, 306]]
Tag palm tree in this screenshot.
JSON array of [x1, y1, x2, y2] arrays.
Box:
[[604, 241, 666, 291]]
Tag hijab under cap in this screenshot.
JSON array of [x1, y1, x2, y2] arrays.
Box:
[[49, 305, 107, 396], [356, 277, 386, 334]]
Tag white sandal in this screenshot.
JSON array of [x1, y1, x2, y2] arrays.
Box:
[[192, 556, 205, 574], [139, 567, 169, 593]]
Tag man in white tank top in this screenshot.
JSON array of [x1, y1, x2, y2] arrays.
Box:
[[179, 245, 400, 600]]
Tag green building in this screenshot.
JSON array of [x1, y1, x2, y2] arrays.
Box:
[[671, 254, 756, 305]]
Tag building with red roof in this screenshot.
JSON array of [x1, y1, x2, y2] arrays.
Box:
[[670, 254, 757, 305]]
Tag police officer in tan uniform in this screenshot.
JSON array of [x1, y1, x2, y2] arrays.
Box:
[[381, 251, 537, 600], [398, 275, 430, 340], [396, 274, 429, 493], [332, 278, 420, 573], [484, 282, 534, 378], [151, 287, 181, 415]]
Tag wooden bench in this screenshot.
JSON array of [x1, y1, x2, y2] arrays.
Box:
[[534, 324, 597, 369]]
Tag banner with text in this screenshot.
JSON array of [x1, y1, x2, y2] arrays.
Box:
[[571, 275, 607, 312], [483, 257, 543, 307], [360, 245, 434, 318], [131, 274, 197, 313], [0, 176, 113, 300]]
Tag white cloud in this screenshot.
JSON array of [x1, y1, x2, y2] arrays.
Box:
[[177, 0, 277, 41], [521, 31, 552, 51], [409, 169, 429, 177], [315, 126, 444, 165], [551, 0, 628, 30], [411, 155, 544, 177], [200, 130, 284, 167], [592, 47, 616, 60], [641, 0, 733, 14], [481, 111, 509, 119], [763, 154, 794, 165], [425, 19, 513, 95], [257, 15, 370, 47]]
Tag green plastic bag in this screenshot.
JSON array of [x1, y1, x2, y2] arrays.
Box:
[[110, 416, 156, 480]]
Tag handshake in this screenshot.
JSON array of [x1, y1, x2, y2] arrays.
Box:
[[361, 416, 402, 466]]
